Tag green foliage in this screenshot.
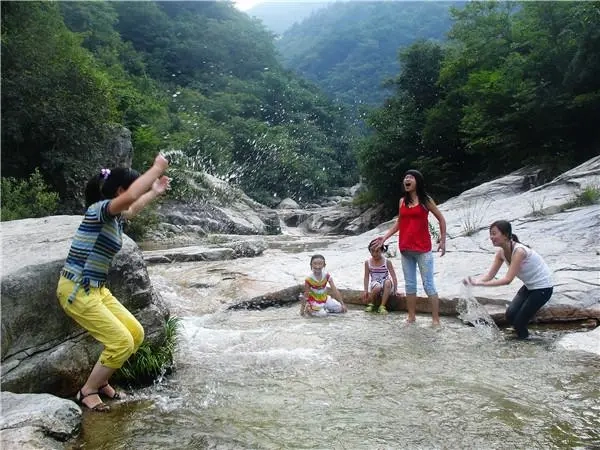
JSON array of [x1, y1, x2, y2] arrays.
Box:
[[114, 316, 181, 387], [357, 1, 600, 214], [1, 1, 117, 204], [277, 2, 457, 123], [1, 169, 59, 221], [563, 185, 600, 209], [123, 206, 160, 242], [2, 0, 358, 211]]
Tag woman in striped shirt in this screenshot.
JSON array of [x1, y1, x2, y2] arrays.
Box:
[[57, 154, 169, 411]]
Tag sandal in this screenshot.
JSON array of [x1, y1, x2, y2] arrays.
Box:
[[76, 389, 110, 412], [98, 383, 123, 400]]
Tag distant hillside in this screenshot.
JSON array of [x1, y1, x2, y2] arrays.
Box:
[[276, 1, 461, 115], [246, 1, 333, 35]]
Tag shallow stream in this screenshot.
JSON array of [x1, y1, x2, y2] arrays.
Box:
[[71, 306, 600, 449]]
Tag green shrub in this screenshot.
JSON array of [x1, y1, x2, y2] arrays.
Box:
[[114, 315, 181, 387], [574, 185, 600, 206], [562, 184, 600, 210], [123, 206, 160, 242], [1, 169, 59, 221]]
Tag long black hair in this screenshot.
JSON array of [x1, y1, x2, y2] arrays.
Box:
[[490, 220, 529, 247], [84, 167, 140, 208], [403, 169, 432, 207]]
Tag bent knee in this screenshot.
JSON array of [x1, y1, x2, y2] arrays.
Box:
[[131, 322, 145, 350], [101, 332, 136, 368]]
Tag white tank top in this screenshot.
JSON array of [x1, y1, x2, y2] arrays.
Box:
[[368, 257, 389, 285], [500, 242, 553, 290]]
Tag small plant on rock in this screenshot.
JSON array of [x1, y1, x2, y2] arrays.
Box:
[[460, 198, 491, 236], [115, 316, 181, 387]]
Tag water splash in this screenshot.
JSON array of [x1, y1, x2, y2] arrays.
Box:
[[456, 284, 501, 338]]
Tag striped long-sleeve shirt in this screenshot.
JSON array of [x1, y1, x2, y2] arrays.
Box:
[[61, 200, 123, 295]]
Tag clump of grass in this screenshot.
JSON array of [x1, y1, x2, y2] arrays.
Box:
[[562, 184, 600, 210], [115, 316, 181, 387], [460, 198, 491, 236], [527, 195, 547, 217], [574, 185, 600, 206]]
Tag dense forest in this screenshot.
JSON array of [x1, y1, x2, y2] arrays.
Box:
[[1, 1, 599, 222], [358, 1, 600, 210], [276, 1, 459, 117], [1, 0, 357, 215]]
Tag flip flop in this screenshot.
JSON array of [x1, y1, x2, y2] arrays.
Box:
[[76, 389, 110, 412], [98, 383, 123, 400]]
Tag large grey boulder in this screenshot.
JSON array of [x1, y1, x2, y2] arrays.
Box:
[[0, 392, 80, 450], [1, 215, 169, 396]]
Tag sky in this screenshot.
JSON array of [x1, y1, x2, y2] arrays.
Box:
[[233, 0, 262, 11]]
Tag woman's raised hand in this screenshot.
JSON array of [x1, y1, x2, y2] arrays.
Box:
[[152, 176, 171, 195], [154, 153, 169, 171]]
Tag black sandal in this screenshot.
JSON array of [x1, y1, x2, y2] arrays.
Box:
[[76, 389, 110, 412], [98, 383, 122, 400]]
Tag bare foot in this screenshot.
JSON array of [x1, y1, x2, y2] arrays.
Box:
[[405, 317, 416, 324], [431, 320, 441, 327]]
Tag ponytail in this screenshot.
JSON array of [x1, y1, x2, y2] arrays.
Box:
[[84, 174, 105, 208]]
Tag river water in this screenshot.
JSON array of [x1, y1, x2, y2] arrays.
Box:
[[69, 230, 600, 450], [71, 306, 599, 449]]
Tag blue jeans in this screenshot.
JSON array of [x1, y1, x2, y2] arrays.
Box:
[[400, 251, 437, 296], [506, 285, 553, 339]]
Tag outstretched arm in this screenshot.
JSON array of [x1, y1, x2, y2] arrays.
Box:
[[380, 199, 402, 244], [362, 261, 370, 301], [300, 282, 310, 316], [387, 259, 399, 295], [473, 249, 524, 287], [427, 199, 446, 256], [329, 278, 343, 302], [108, 154, 169, 216], [121, 176, 170, 220]]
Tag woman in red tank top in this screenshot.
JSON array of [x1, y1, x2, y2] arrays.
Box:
[[377, 169, 447, 325]]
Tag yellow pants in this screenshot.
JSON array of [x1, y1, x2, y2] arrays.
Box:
[[57, 276, 144, 369]]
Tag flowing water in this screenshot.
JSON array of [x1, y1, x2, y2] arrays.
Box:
[[69, 231, 600, 449], [456, 284, 501, 339], [71, 306, 600, 449]]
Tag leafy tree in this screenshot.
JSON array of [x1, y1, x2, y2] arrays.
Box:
[[1, 169, 59, 221], [1, 1, 117, 207]]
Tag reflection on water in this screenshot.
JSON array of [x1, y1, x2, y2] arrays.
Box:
[[71, 307, 600, 450]]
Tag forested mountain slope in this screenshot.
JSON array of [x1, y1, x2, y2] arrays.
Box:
[[1, 1, 357, 212], [276, 1, 460, 115]]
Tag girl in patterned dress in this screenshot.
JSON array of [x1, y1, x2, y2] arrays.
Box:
[[300, 254, 347, 317]]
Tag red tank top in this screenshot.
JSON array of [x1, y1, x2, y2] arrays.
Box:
[[399, 199, 431, 252]]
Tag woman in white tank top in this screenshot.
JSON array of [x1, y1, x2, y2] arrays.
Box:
[[464, 220, 553, 339]]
